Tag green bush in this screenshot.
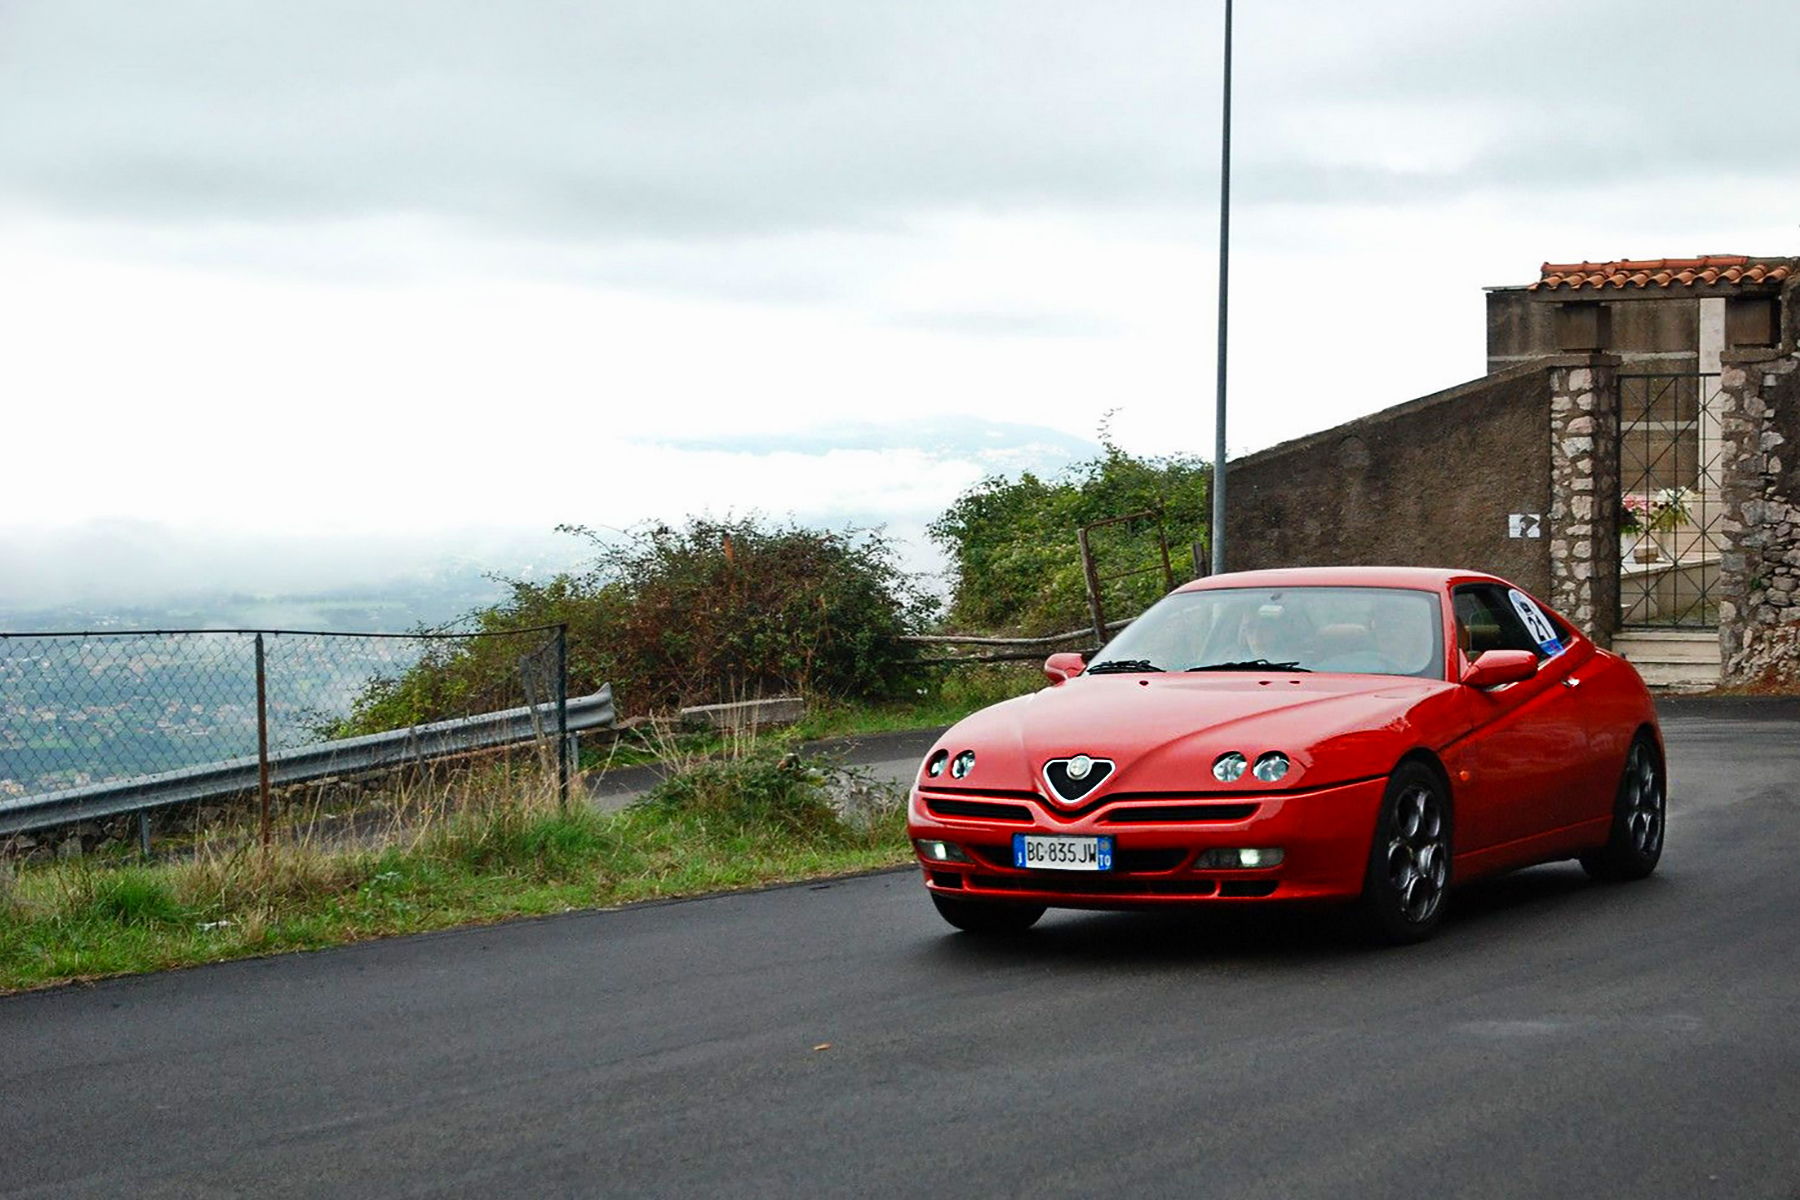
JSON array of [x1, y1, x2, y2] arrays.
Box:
[[929, 434, 1211, 635], [639, 750, 845, 837], [341, 516, 937, 730]]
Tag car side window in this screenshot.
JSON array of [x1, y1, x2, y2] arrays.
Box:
[[1453, 585, 1552, 661]]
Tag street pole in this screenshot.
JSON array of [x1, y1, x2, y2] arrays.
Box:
[[1209, 0, 1232, 576]]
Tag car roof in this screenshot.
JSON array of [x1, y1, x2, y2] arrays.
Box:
[[1175, 566, 1500, 593]]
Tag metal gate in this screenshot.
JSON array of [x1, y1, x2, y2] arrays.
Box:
[[1617, 373, 1724, 628]]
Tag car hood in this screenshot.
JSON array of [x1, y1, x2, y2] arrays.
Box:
[[924, 672, 1466, 795]]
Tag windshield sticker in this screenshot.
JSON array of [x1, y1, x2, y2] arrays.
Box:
[[1508, 589, 1563, 656]]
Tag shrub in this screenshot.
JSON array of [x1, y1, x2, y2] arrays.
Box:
[[929, 433, 1210, 635], [639, 749, 846, 838], [341, 516, 937, 729]]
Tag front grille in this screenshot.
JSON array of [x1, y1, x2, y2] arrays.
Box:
[[1101, 803, 1259, 824], [1115, 848, 1187, 872], [925, 797, 1034, 822], [1218, 880, 1279, 898], [968, 874, 1221, 898], [1039, 790, 1261, 821], [918, 785, 1042, 801], [968, 843, 1021, 870]]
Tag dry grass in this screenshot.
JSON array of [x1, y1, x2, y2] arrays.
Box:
[[0, 747, 908, 993]]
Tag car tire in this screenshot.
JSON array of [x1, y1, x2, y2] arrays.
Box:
[[1580, 732, 1665, 883], [1356, 762, 1453, 945], [930, 893, 1046, 936]]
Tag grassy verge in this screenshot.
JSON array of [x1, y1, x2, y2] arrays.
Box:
[[0, 752, 909, 994], [587, 662, 1044, 770]]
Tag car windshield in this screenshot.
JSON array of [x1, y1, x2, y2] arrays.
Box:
[[1085, 586, 1446, 680]]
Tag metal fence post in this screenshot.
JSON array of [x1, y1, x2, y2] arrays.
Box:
[[555, 623, 570, 812], [255, 632, 271, 851], [137, 811, 152, 858]]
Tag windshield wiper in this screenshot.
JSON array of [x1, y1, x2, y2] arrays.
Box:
[[1185, 659, 1312, 673], [1084, 659, 1165, 674]]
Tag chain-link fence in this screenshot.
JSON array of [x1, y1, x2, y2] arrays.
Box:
[[0, 625, 602, 849]]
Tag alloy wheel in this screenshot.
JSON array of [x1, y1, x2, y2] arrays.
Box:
[[1386, 784, 1449, 924], [1625, 740, 1664, 856]]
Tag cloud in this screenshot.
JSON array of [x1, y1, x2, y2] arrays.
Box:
[[8, 0, 1791, 254], [642, 415, 1099, 463], [2, 0, 1797, 612], [883, 310, 1121, 338], [0, 519, 581, 610]]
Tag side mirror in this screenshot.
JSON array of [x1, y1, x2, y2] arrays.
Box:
[[1044, 652, 1086, 685], [1462, 649, 1538, 688]]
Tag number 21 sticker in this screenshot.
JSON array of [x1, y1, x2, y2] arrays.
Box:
[[1508, 589, 1562, 656]]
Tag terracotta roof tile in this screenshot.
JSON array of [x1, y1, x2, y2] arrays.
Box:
[[1531, 255, 1795, 292]]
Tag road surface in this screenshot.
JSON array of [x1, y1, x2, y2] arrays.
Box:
[[3, 699, 1797, 1198]]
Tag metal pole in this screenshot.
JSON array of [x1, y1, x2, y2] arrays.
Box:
[[255, 633, 271, 851], [1209, 0, 1233, 576], [555, 624, 570, 812], [137, 810, 152, 859]]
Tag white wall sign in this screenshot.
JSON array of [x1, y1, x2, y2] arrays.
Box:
[[1508, 513, 1543, 539]]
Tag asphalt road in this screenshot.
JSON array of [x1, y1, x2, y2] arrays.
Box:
[[4, 699, 1798, 1199]]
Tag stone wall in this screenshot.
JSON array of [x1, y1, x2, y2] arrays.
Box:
[[1717, 308, 1800, 685], [1547, 357, 1621, 644], [1225, 363, 1554, 597]]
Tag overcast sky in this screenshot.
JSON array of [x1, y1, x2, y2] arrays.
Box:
[[2, 0, 1796, 602]]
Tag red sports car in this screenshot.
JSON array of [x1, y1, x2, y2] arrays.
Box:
[[908, 567, 1665, 943]]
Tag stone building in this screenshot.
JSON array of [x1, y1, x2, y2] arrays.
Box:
[[1226, 254, 1800, 689]]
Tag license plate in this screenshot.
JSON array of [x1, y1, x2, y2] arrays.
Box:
[[1013, 834, 1113, 871]]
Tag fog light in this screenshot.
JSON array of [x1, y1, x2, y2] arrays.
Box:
[[1196, 847, 1285, 869], [914, 839, 972, 864], [1252, 752, 1290, 783], [1213, 752, 1248, 783]]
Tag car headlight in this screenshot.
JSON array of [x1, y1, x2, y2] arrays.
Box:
[[1212, 752, 1247, 783], [950, 750, 976, 779], [925, 750, 948, 778], [1253, 752, 1290, 783]]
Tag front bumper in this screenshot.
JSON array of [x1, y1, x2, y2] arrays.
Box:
[[907, 776, 1386, 908]]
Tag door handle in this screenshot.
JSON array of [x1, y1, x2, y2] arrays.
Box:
[[1561, 677, 1581, 689]]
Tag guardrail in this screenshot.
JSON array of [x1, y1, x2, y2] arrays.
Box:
[[0, 687, 614, 838]]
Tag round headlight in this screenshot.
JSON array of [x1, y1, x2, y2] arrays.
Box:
[[1253, 752, 1290, 783], [925, 750, 948, 778], [1212, 752, 1247, 783], [950, 750, 976, 779]]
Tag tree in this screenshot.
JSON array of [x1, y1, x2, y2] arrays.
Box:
[[928, 437, 1210, 635]]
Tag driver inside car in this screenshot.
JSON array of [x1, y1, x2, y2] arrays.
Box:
[[1238, 605, 1311, 665]]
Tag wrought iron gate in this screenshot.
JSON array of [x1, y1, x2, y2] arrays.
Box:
[[1617, 373, 1724, 628]]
